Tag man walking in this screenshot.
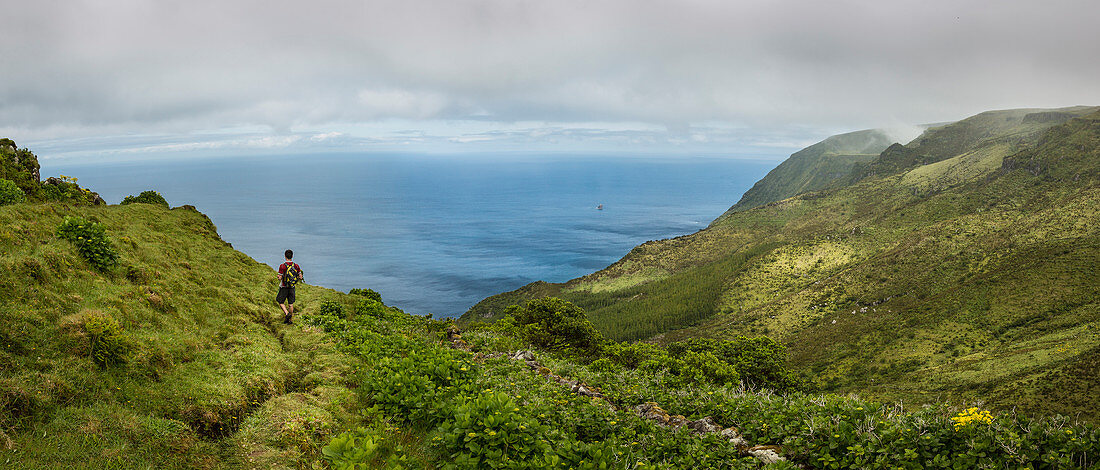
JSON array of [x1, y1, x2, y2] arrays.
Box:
[[276, 249, 304, 324]]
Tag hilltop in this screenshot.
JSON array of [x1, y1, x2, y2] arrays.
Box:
[[463, 106, 1100, 421], [715, 128, 897, 217]]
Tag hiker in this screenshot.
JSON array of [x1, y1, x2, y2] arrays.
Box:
[[275, 249, 304, 324]]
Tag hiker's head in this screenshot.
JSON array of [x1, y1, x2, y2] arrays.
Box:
[[284, 249, 293, 260]]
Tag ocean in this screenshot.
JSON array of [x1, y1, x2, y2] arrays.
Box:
[[43, 153, 774, 317]]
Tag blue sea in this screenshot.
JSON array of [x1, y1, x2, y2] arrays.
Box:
[[44, 154, 773, 317]]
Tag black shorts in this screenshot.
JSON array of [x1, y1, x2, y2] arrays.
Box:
[[276, 287, 295, 304]]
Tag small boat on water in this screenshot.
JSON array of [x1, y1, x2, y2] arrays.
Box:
[[596, 204, 604, 210]]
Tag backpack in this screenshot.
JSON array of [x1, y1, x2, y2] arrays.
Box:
[[282, 262, 302, 287]]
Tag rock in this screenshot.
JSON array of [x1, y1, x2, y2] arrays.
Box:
[[636, 402, 671, 425], [512, 350, 535, 361], [443, 325, 470, 351], [718, 427, 741, 439], [746, 445, 784, 464], [687, 417, 722, 434], [668, 415, 689, 428]]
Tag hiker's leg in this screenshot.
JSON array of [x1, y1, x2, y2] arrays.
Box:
[[276, 287, 291, 316]]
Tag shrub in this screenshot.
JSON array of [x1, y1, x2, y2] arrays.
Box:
[[0, 178, 24, 205], [433, 391, 555, 469], [0, 140, 41, 195], [354, 298, 386, 319], [83, 313, 132, 366], [120, 190, 168, 207], [319, 300, 345, 317], [506, 297, 604, 356], [349, 288, 382, 303], [322, 427, 407, 469], [56, 216, 119, 271], [668, 337, 801, 392], [361, 347, 476, 424], [673, 350, 740, 386], [40, 175, 97, 204]]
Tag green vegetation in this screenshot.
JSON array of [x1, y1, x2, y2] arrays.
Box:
[[1, 139, 102, 205], [0, 197, 366, 468], [0, 178, 25, 205], [304, 293, 1100, 468], [716, 128, 897, 218], [120, 190, 169, 207], [464, 106, 1100, 422], [0, 138, 41, 195], [56, 215, 120, 271]]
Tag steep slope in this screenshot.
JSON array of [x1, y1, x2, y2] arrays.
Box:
[[463, 107, 1100, 420], [715, 128, 896, 218], [0, 201, 365, 468]]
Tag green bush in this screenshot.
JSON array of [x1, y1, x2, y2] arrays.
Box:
[[506, 298, 604, 355], [674, 350, 740, 386], [319, 300, 345, 317], [83, 313, 132, 366], [56, 216, 119, 271], [120, 190, 168, 207], [355, 298, 386, 319], [361, 347, 476, 424], [0, 178, 25, 205], [668, 337, 801, 392], [0, 139, 41, 195], [322, 427, 407, 469], [433, 391, 555, 469], [40, 175, 97, 204], [349, 288, 382, 303]]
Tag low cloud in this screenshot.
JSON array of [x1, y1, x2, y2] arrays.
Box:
[[3, 0, 1099, 157]]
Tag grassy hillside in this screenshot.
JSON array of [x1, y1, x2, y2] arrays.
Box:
[[0, 198, 385, 468], [463, 106, 1100, 421], [715, 129, 896, 218]]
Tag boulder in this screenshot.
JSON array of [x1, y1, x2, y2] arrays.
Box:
[[746, 445, 784, 464], [635, 402, 671, 425], [687, 417, 722, 434]]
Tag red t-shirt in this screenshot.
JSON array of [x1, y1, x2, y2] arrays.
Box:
[[278, 261, 303, 288]]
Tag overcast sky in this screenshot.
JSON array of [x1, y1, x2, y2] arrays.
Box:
[[3, 0, 1099, 161]]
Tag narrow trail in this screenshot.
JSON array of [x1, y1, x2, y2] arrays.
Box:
[[444, 326, 788, 466]]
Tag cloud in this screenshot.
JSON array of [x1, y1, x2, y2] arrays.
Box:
[[3, 0, 1099, 156]]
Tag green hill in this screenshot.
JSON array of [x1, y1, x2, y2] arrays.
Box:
[[715, 129, 897, 219], [463, 106, 1100, 421]]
